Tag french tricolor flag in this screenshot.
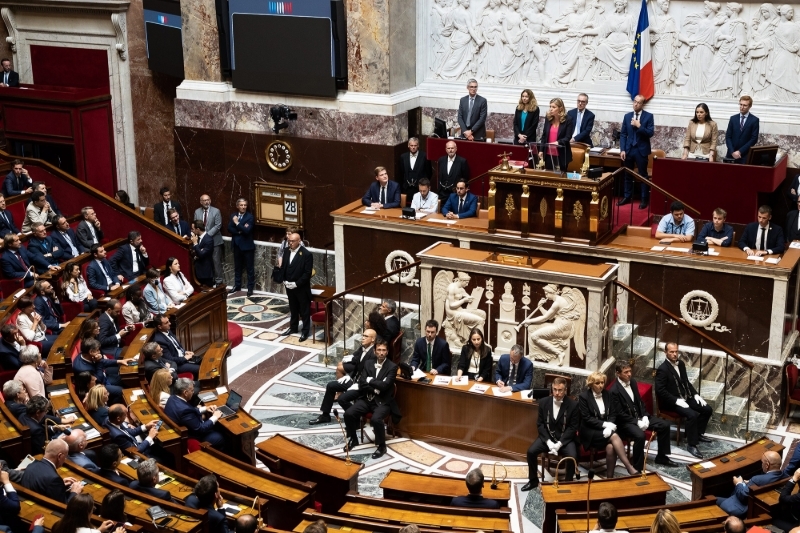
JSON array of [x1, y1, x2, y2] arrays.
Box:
[[626, 0, 654, 100], [158, 14, 168, 24]]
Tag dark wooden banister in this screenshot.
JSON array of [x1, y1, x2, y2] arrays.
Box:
[[325, 260, 422, 303], [614, 280, 753, 369], [611, 165, 701, 216]]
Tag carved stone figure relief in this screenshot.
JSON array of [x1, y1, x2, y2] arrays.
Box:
[[433, 270, 488, 351]]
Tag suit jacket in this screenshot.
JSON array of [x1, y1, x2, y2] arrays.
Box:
[[784, 444, 800, 477], [609, 378, 649, 425], [343, 345, 375, 383], [539, 116, 576, 170], [193, 207, 223, 246], [98, 468, 130, 487], [98, 311, 122, 351], [51, 227, 86, 258], [1, 71, 18, 88], [514, 107, 540, 145], [578, 389, 618, 448], [72, 353, 117, 386], [357, 358, 397, 405], [362, 181, 401, 209], [86, 259, 119, 292], [228, 211, 255, 251], [0, 340, 21, 370], [27, 236, 63, 271], [567, 108, 595, 146], [655, 360, 698, 411], [683, 120, 719, 157], [450, 494, 500, 509], [725, 113, 760, 162], [436, 155, 470, 199], [275, 245, 313, 292], [89, 406, 109, 427], [75, 220, 104, 250], [164, 395, 217, 440], [144, 356, 177, 382], [0, 487, 20, 530], [3, 171, 31, 197], [457, 346, 493, 382], [153, 201, 182, 227], [1, 248, 34, 284], [536, 395, 579, 446], [68, 452, 99, 472], [5, 400, 25, 418], [493, 354, 533, 392], [128, 481, 174, 502], [385, 315, 400, 340], [620, 110, 654, 157], [718, 470, 784, 517], [0, 210, 19, 237], [738, 222, 785, 255], [153, 330, 187, 368], [34, 295, 64, 332], [410, 336, 451, 375], [168, 219, 191, 238], [104, 421, 152, 453], [111, 244, 149, 281], [786, 210, 800, 243], [21, 459, 74, 504], [441, 192, 478, 218], [19, 413, 46, 455], [457, 94, 488, 139], [399, 152, 432, 191], [778, 479, 800, 524], [183, 496, 229, 533], [192, 233, 214, 280]]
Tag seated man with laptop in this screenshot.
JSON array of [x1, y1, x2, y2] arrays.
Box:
[[164, 378, 226, 450]]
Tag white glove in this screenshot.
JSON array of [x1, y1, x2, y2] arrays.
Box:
[[602, 427, 613, 438], [602, 421, 617, 431], [284, 281, 297, 289], [547, 440, 557, 452], [675, 399, 689, 409], [641, 416, 649, 427], [552, 441, 563, 453], [637, 417, 648, 430], [694, 394, 707, 407]]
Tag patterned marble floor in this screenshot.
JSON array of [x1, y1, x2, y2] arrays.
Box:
[[225, 291, 800, 533]]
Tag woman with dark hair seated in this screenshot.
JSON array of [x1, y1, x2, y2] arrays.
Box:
[[122, 284, 150, 326], [114, 190, 135, 210], [52, 493, 125, 533], [62, 262, 97, 312], [74, 371, 97, 402], [100, 489, 128, 524]]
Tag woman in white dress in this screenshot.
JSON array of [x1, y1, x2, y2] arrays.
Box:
[[62, 262, 97, 312], [162, 257, 195, 304], [122, 284, 151, 326]]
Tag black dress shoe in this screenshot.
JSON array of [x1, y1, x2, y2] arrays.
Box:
[[247, 290, 253, 297], [521, 481, 539, 492], [654, 456, 680, 467], [638, 200, 649, 209], [617, 197, 632, 206], [371, 446, 387, 459], [343, 439, 358, 453], [299, 333, 309, 342], [228, 287, 241, 294], [698, 435, 713, 443], [281, 328, 297, 336], [308, 415, 331, 425], [688, 446, 704, 459]]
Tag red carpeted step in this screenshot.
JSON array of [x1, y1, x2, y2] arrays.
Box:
[[228, 322, 243, 348]]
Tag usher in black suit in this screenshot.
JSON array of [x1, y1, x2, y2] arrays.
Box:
[[525, 395, 579, 487], [655, 359, 712, 446], [609, 378, 672, 471], [398, 151, 432, 198], [436, 155, 470, 200], [274, 244, 313, 338]]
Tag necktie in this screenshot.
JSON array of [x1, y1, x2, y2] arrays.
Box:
[[426, 343, 432, 372], [174, 225, 180, 235], [509, 363, 517, 387], [740, 115, 745, 130], [164, 202, 170, 222], [1, 211, 8, 226], [760, 227, 766, 251], [381, 187, 386, 205], [203, 209, 208, 226], [459, 198, 464, 214], [3, 73, 6, 85], [632, 114, 639, 146], [88, 224, 97, 243], [167, 333, 183, 355], [15, 252, 26, 269], [573, 111, 582, 138], [62, 232, 78, 257], [468, 97, 474, 121]]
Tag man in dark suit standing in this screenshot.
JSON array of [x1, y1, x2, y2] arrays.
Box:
[[457, 79, 488, 141], [568, 93, 595, 146], [362, 167, 401, 209], [725, 96, 759, 164], [655, 342, 712, 459], [20, 438, 84, 503], [1, 234, 36, 288], [164, 378, 225, 449], [86, 245, 122, 294], [494, 344, 533, 393], [0, 195, 19, 237], [275, 231, 313, 342], [3, 160, 32, 197], [618, 95, 654, 209], [787, 198, 800, 243], [522, 377, 579, 490], [379, 299, 400, 340], [228, 198, 255, 296], [51, 216, 86, 259], [194, 195, 224, 287], [153, 187, 181, 227], [190, 220, 215, 287], [610, 362, 677, 471], [437, 141, 470, 200], [110, 231, 149, 281], [739, 205, 785, 257], [410, 320, 450, 375], [398, 137, 432, 200], [344, 340, 398, 459], [0, 59, 19, 87], [167, 209, 191, 239], [75, 207, 104, 250]]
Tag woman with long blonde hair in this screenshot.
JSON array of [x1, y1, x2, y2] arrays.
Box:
[[539, 98, 574, 171], [514, 89, 540, 145], [149, 368, 173, 407], [84, 384, 109, 426]]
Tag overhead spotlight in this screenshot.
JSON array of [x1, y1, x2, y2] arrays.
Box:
[[270, 104, 298, 134]]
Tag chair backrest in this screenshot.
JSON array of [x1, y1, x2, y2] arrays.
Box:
[[627, 226, 652, 238], [143, 207, 154, 221], [486, 129, 496, 142], [400, 193, 407, 207], [568, 142, 590, 172], [648, 149, 667, 175], [786, 363, 798, 391], [544, 373, 573, 395], [391, 329, 404, 365]]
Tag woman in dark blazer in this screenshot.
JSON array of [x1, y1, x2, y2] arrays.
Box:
[[456, 327, 493, 382], [513, 89, 540, 145], [578, 372, 639, 478], [539, 97, 574, 171]]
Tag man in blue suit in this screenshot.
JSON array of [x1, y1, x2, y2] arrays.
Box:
[[725, 96, 759, 164], [0, 195, 19, 237], [717, 450, 784, 517], [86, 244, 122, 293], [410, 319, 451, 375], [190, 220, 215, 287], [26, 222, 63, 273], [494, 344, 533, 392], [95, 444, 130, 487], [3, 160, 32, 197], [64, 429, 99, 472], [1, 233, 36, 287], [104, 403, 160, 456], [167, 209, 191, 238], [441, 179, 478, 219], [51, 216, 86, 259], [72, 338, 131, 405], [568, 93, 595, 146], [32, 280, 65, 333], [128, 459, 175, 502], [164, 378, 225, 449], [228, 198, 255, 296], [362, 166, 401, 209], [738, 205, 785, 257], [0, 324, 23, 370], [110, 231, 149, 281], [185, 475, 230, 533], [618, 94, 654, 209]]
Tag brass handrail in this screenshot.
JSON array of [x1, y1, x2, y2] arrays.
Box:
[[324, 260, 422, 304], [610, 166, 701, 216]]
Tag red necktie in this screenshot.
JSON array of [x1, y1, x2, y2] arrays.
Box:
[[15, 252, 26, 269], [203, 210, 208, 226]]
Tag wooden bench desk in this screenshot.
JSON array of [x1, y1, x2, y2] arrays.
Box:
[[119, 327, 155, 388], [379, 469, 511, 507], [47, 315, 88, 379], [687, 437, 784, 499], [0, 400, 27, 463], [208, 388, 260, 464], [748, 477, 798, 519], [168, 285, 228, 359], [46, 375, 108, 448], [185, 443, 315, 530], [197, 340, 230, 390], [338, 492, 511, 533], [256, 433, 362, 513], [296, 509, 511, 533], [125, 384, 185, 470]]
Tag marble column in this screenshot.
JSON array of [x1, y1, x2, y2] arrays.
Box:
[[181, 0, 222, 82]]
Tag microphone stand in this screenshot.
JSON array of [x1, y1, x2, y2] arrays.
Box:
[[333, 409, 351, 465], [586, 471, 594, 533], [490, 462, 507, 490], [641, 430, 657, 480]]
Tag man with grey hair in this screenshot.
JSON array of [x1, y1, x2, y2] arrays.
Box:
[[451, 468, 500, 508], [104, 403, 160, 455], [2, 379, 27, 418], [14, 345, 52, 399], [65, 429, 99, 472], [21, 438, 83, 503], [380, 299, 400, 340], [164, 378, 225, 450], [457, 79, 488, 141], [130, 458, 174, 501], [19, 395, 53, 455], [194, 194, 224, 287], [399, 137, 432, 199], [494, 345, 533, 393]]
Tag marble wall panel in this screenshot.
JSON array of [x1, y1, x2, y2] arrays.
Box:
[[346, 0, 390, 94], [0, 20, 10, 66], [180, 0, 222, 82], [389, 0, 416, 94]]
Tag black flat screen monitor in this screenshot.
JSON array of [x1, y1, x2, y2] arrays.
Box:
[[434, 117, 447, 138], [746, 144, 779, 167]]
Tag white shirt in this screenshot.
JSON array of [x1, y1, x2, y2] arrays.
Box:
[[411, 192, 438, 213], [593, 393, 605, 416], [96, 259, 112, 285], [289, 248, 298, 264], [573, 110, 583, 138], [618, 378, 634, 401], [409, 153, 417, 168], [87, 223, 98, 243], [552, 399, 562, 420], [130, 244, 139, 272], [669, 360, 682, 379], [447, 157, 455, 173]]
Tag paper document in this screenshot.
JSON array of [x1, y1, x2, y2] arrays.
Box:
[[216, 385, 228, 395], [469, 384, 490, 394], [699, 461, 716, 469], [360, 209, 378, 214], [85, 429, 101, 440], [453, 376, 470, 385], [49, 389, 70, 396], [665, 246, 690, 252], [428, 218, 457, 225], [606, 148, 621, 154], [411, 368, 427, 380], [415, 213, 428, 220], [766, 257, 781, 264], [433, 376, 452, 385], [589, 147, 605, 153], [707, 251, 720, 256], [311, 289, 324, 295], [746, 256, 764, 261], [790, 241, 800, 249], [650, 246, 666, 251], [492, 387, 512, 397]]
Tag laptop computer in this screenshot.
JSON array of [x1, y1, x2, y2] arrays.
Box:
[[216, 390, 242, 418]]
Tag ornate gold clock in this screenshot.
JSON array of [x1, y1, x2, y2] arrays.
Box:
[[266, 140, 293, 172]]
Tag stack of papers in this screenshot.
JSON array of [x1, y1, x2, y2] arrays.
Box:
[[433, 376, 452, 385], [492, 388, 512, 397], [469, 384, 490, 394], [360, 208, 378, 214], [429, 219, 457, 225], [766, 257, 781, 264], [746, 256, 764, 261], [411, 368, 427, 380], [453, 376, 470, 385], [85, 429, 101, 440]]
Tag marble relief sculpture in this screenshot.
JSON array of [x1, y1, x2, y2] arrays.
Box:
[[434, 270, 487, 351], [744, 3, 778, 97], [770, 5, 800, 102], [707, 2, 747, 98], [677, 1, 721, 95], [651, 0, 679, 94], [595, 0, 636, 80], [519, 284, 586, 366]]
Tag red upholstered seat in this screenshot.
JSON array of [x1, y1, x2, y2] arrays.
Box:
[[788, 364, 800, 400], [227, 322, 243, 348], [187, 438, 201, 453], [62, 301, 84, 322], [121, 322, 143, 347]]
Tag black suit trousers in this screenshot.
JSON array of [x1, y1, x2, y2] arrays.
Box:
[[526, 437, 577, 482], [616, 416, 671, 471], [232, 246, 255, 290], [320, 380, 359, 416], [670, 399, 712, 445], [344, 398, 391, 446], [287, 287, 311, 335], [623, 153, 650, 200]]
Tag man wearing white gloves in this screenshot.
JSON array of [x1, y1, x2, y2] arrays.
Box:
[[655, 342, 713, 459], [522, 377, 579, 491], [611, 362, 677, 471]]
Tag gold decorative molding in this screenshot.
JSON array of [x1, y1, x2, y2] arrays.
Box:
[[600, 196, 609, 220], [505, 194, 515, 217], [539, 197, 547, 221], [573, 201, 584, 226]]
